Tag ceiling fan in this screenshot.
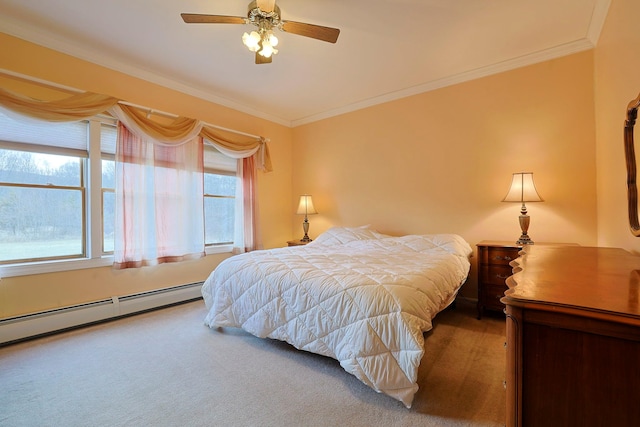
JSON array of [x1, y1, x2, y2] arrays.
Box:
[[181, 0, 340, 64]]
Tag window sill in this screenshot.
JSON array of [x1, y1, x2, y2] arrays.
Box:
[[0, 245, 233, 278], [0, 256, 115, 278], [205, 244, 234, 255]]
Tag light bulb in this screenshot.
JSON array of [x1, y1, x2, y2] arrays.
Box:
[[260, 43, 274, 58], [242, 31, 261, 52], [269, 33, 278, 47], [242, 32, 252, 46]]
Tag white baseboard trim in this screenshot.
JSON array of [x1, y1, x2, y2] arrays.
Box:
[[0, 282, 203, 345]]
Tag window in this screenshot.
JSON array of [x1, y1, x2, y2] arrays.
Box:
[[204, 172, 236, 246], [203, 143, 238, 247], [0, 149, 85, 262], [0, 112, 237, 276], [0, 112, 89, 264]]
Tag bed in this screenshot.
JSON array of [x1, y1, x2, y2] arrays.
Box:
[[201, 226, 473, 407]]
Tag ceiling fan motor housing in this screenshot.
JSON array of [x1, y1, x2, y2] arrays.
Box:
[[247, 1, 281, 27]]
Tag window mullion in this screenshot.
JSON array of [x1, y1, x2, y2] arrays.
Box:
[[88, 120, 102, 259]]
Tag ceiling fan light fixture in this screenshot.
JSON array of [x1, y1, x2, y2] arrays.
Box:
[[245, 28, 278, 58]]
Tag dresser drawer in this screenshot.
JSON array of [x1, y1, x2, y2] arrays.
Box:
[[480, 283, 507, 311], [482, 247, 520, 266], [481, 265, 514, 286]]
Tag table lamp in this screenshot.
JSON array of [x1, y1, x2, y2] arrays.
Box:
[[296, 194, 317, 242], [502, 172, 544, 244]]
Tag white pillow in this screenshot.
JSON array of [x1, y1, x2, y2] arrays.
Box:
[[389, 234, 473, 257], [311, 226, 389, 246]]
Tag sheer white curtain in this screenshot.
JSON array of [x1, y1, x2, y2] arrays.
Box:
[[113, 123, 205, 269]]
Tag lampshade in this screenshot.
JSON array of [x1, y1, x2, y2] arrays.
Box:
[[296, 195, 318, 215], [242, 31, 261, 52], [502, 172, 544, 203]]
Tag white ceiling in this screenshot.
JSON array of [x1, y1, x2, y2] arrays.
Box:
[[0, 0, 609, 127]]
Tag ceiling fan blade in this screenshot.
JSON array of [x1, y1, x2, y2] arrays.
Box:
[[281, 21, 340, 43], [181, 13, 246, 24], [255, 53, 273, 64]]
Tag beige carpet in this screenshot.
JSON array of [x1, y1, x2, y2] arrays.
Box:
[[0, 298, 506, 427]]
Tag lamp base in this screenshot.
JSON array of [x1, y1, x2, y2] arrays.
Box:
[[516, 234, 534, 245], [516, 211, 534, 245], [300, 218, 312, 243]]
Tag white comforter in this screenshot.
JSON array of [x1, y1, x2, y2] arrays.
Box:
[[201, 227, 472, 407]]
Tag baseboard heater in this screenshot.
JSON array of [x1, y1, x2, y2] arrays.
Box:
[[0, 282, 203, 345]]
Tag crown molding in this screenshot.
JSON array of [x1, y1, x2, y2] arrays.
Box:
[[292, 0, 611, 126], [586, 0, 611, 46], [292, 38, 596, 127]]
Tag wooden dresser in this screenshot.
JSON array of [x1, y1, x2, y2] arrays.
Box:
[[502, 245, 640, 427]]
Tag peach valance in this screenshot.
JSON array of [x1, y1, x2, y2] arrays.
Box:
[[0, 87, 272, 172], [0, 88, 118, 121]]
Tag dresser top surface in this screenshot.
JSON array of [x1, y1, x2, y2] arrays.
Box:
[[504, 245, 640, 318], [477, 240, 577, 249], [477, 240, 523, 248]]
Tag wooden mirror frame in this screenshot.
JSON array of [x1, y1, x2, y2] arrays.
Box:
[[624, 93, 640, 237]]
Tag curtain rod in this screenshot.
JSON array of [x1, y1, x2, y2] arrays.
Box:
[[0, 68, 264, 141]]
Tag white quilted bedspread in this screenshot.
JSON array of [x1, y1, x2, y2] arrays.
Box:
[[201, 228, 472, 407]]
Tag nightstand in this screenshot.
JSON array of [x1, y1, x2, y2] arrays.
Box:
[[287, 239, 310, 247], [476, 241, 522, 319]]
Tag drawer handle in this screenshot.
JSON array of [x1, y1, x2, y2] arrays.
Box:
[[495, 274, 509, 280], [493, 255, 513, 261]]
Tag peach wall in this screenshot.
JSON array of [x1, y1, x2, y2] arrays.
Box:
[[0, 33, 293, 317], [292, 52, 598, 298], [594, 0, 640, 254]]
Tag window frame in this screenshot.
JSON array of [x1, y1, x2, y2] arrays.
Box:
[[0, 174, 87, 263], [203, 168, 237, 248], [202, 142, 238, 253]]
